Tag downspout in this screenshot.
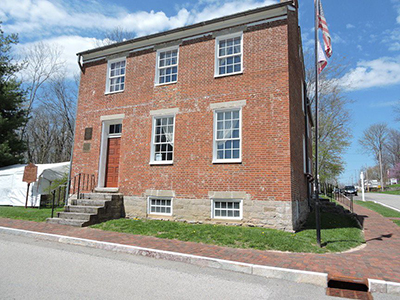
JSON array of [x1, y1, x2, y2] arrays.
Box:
[[77, 54, 84, 73]]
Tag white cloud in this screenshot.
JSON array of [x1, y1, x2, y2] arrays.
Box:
[[370, 100, 400, 108], [339, 56, 400, 91], [346, 24, 355, 29], [383, 28, 400, 51], [190, 0, 276, 23], [2, 0, 278, 79], [1, 0, 277, 39]]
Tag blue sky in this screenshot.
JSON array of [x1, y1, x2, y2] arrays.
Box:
[[1, 0, 400, 184]]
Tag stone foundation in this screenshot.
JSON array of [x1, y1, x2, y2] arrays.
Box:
[[124, 193, 303, 231]]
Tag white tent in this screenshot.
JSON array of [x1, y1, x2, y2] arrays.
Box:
[[0, 162, 70, 207]]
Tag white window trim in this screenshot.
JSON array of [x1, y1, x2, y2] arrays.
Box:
[[155, 46, 179, 86], [105, 57, 126, 94], [212, 107, 242, 164], [147, 196, 173, 216], [150, 114, 176, 165], [214, 32, 243, 78], [211, 198, 243, 220]]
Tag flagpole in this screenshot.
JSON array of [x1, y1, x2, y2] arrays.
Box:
[[314, 0, 322, 247]]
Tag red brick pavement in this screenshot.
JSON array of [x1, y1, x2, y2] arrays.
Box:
[[1, 203, 399, 283]]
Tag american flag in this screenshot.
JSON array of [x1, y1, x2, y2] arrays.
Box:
[[317, 41, 327, 74], [317, 0, 332, 58]]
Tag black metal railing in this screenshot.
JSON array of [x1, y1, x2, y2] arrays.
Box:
[[49, 184, 68, 218], [71, 173, 96, 199], [334, 191, 354, 213]]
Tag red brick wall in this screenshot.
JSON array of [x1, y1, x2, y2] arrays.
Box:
[[72, 19, 300, 204], [287, 9, 310, 223]]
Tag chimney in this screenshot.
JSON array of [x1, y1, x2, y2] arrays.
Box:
[[281, 0, 298, 8]]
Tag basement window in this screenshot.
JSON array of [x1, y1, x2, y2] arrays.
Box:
[[212, 199, 242, 219], [148, 197, 172, 216]]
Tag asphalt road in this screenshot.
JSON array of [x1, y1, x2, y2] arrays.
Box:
[[0, 232, 337, 300], [354, 192, 400, 211]]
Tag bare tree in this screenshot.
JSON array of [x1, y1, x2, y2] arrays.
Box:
[[386, 129, 400, 167], [96, 26, 136, 47], [21, 42, 66, 117], [26, 76, 78, 163], [25, 72, 77, 164], [359, 123, 389, 190], [20, 42, 68, 162]]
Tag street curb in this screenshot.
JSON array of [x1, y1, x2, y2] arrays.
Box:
[[1, 226, 400, 295], [369, 279, 400, 295], [0, 226, 327, 287]]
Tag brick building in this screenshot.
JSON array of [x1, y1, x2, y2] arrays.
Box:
[[72, 0, 313, 231]]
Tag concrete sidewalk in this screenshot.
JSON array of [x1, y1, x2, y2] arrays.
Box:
[[1, 203, 400, 295]]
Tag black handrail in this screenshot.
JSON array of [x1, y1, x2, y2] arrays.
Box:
[[71, 173, 96, 199], [50, 184, 67, 218]]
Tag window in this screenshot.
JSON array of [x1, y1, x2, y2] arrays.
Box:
[[215, 33, 243, 76], [109, 124, 122, 135], [156, 48, 178, 85], [212, 199, 242, 219], [106, 58, 126, 93], [151, 116, 175, 164], [213, 109, 241, 163], [148, 197, 172, 215]]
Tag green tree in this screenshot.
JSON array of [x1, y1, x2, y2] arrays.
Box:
[[0, 25, 27, 167], [305, 55, 352, 184]]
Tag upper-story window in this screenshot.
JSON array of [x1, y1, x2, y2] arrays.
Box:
[[150, 115, 175, 164], [215, 33, 243, 77], [156, 47, 178, 85], [106, 58, 126, 93], [213, 108, 242, 163]]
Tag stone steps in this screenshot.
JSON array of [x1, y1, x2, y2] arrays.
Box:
[[65, 205, 101, 214], [58, 212, 94, 221], [46, 192, 124, 227], [46, 218, 91, 227], [70, 199, 109, 207]]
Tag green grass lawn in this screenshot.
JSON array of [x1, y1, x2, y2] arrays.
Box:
[[355, 200, 400, 227], [371, 184, 400, 195], [373, 190, 400, 195], [0, 206, 63, 222], [91, 211, 364, 254], [355, 200, 400, 218]]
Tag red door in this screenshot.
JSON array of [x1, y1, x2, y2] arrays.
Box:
[[105, 138, 120, 187]]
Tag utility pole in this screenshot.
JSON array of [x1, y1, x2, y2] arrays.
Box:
[[379, 149, 384, 191]]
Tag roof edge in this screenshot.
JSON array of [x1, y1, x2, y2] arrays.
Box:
[[77, 1, 294, 59]]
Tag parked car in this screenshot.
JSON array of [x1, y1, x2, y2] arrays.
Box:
[[344, 185, 357, 196]]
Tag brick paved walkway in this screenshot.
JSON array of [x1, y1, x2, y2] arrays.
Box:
[[1, 203, 399, 283]]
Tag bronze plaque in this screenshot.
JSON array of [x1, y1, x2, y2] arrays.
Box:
[[23, 163, 38, 183], [83, 143, 91, 152], [84, 127, 93, 140]]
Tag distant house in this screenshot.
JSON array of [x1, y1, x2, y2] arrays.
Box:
[[70, 0, 312, 231]]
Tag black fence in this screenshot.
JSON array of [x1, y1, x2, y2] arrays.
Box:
[[71, 173, 96, 199], [333, 191, 354, 213]]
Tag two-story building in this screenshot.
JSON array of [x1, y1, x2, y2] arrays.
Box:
[[71, 0, 313, 231]]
